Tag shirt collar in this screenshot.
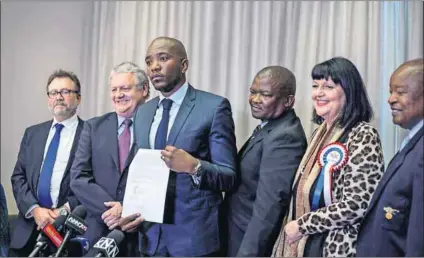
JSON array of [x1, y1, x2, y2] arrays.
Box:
[[408, 119, 423, 140], [117, 114, 134, 128], [52, 113, 78, 130], [260, 120, 269, 128], [158, 82, 189, 106]]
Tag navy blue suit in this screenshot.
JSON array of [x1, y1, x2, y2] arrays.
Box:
[[9, 118, 83, 252], [70, 112, 137, 251], [133, 85, 237, 256], [356, 127, 423, 257]]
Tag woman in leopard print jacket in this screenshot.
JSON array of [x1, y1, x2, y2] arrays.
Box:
[[272, 57, 385, 257]]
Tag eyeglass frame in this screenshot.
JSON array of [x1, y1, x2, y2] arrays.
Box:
[[47, 89, 80, 99]]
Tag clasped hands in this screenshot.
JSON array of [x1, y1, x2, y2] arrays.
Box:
[[33, 205, 70, 230]]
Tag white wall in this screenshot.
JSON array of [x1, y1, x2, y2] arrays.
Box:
[[1, 1, 93, 214]]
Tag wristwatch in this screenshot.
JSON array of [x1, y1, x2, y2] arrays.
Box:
[[58, 206, 69, 216], [193, 160, 202, 176]]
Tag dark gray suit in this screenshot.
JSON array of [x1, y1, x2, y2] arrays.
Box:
[[70, 112, 137, 253], [223, 109, 307, 257], [9, 118, 84, 254]]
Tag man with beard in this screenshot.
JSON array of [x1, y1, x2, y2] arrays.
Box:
[[119, 36, 237, 256], [70, 62, 150, 255], [9, 70, 84, 256], [356, 58, 423, 256], [223, 66, 307, 256]]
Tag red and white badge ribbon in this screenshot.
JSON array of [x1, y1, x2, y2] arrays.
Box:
[[317, 142, 348, 206]]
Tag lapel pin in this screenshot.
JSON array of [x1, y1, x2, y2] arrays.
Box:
[[384, 206, 399, 220]]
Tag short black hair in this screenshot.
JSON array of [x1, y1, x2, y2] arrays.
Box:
[[46, 69, 81, 94], [311, 57, 373, 130]]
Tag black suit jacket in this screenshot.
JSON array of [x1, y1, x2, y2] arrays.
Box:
[[356, 127, 424, 257], [224, 109, 307, 256], [10, 117, 84, 249], [70, 112, 137, 248]]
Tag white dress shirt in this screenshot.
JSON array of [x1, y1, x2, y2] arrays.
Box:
[[149, 83, 189, 148], [26, 114, 78, 217], [148, 83, 201, 184], [400, 119, 424, 151]]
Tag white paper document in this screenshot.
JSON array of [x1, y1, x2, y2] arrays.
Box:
[[121, 149, 170, 223]]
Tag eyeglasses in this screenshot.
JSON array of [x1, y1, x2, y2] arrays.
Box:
[[47, 89, 79, 99]]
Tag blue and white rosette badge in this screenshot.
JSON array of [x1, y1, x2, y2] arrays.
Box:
[[311, 142, 348, 211]]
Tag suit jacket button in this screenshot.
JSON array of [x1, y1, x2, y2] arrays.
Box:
[[117, 189, 122, 194]]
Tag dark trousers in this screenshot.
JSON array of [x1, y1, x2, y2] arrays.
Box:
[[8, 227, 39, 257]]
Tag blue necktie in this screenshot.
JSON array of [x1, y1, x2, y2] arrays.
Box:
[[38, 123, 64, 208], [155, 99, 173, 149]]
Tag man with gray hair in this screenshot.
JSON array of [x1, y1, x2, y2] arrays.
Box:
[[70, 61, 149, 255]]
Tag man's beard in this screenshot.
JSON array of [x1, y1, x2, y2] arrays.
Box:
[[49, 103, 77, 119]]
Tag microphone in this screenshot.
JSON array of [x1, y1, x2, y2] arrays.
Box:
[[58, 236, 90, 257], [53, 205, 88, 257], [91, 230, 125, 257], [28, 215, 67, 257]]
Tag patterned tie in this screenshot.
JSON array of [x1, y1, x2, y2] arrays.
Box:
[[251, 124, 262, 139], [118, 119, 132, 172], [155, 99, 173, 149], [38, 123, 64, 208]]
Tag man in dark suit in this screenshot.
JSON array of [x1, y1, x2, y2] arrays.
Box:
[[356, 58, 423, 257], [119, 36, 237, 257], [70, 62, 149, 255], [9, 70, 84, 256], [0, 183, 9, 257], [222, 66, 307, 256]]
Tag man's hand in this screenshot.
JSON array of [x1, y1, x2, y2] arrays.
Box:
[[101, 202, 122, 230], [284, 220, 303, 244], [119, 213, 144, 233], [161, 146, 199, 174], [33, 207, 56, 230]]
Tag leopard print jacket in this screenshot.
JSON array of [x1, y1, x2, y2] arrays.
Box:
[[297, 122, 385, 257]]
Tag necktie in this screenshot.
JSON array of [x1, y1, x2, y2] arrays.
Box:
[[38, 123, 64, 208], [251, 124, 262, 139], [119, 119, 132, 172], [155, 99, 173, 149]]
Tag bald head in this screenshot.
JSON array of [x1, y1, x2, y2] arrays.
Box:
[[255, 66, 296, 96], [147, 36, 188, 60], [388, 58, 424, 129]]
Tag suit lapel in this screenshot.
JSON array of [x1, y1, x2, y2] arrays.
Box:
[[33, 121, 54, 191], [366, 127, 423, 213], [122, 143, 137, 173], [62, 117, 84, 176], [103, 113, 120, 171], [240, 110, 295, 160], [137, 98, 159, 149], [167, 85, 196, 146]]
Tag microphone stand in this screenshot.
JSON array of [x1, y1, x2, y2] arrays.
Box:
[[53, 230, 72, 257]]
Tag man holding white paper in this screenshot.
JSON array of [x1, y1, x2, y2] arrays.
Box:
[[120, 36, 237, 257]]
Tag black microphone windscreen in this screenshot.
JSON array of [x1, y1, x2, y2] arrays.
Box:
[[52, 215, 67, 229], [107, 230, 125, 245], [72, 205, 87, 219]]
